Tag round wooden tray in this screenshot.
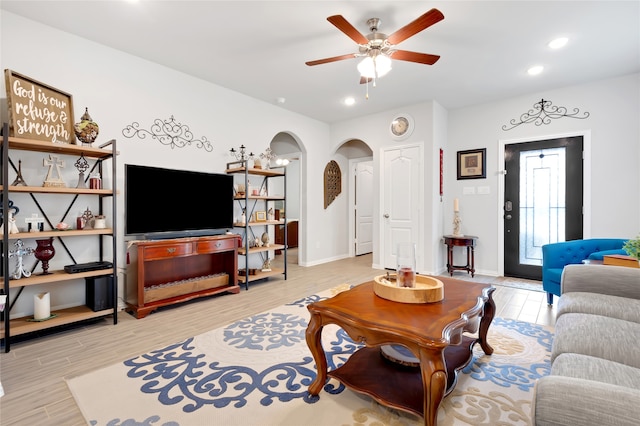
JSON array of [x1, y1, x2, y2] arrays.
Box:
[[373, 273, 444, 303]]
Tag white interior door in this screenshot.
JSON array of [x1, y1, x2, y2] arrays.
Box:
[[382, 145, 422, 269], [355, 161, 373, 255]]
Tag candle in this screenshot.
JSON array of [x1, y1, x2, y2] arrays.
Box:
[[454, 198, 459, 212], [34, 292, 51, 320]]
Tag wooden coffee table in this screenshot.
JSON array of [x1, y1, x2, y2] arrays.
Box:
[[306, 277, 495, 426]]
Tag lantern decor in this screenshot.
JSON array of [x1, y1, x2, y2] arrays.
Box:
[[74, 107, 100, 145]]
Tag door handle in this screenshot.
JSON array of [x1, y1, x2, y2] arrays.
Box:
[[383, 214, 389, 218], [505, 201, 513, 212]]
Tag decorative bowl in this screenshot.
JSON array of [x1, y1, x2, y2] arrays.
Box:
[[55, 222, 70, 231], [373, 273, 444, 303]]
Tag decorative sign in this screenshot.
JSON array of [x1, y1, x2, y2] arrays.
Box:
[[4, 69, 75, 143]]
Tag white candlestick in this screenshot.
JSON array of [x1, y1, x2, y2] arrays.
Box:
[[34, 292, 50, 320], [453, 198, 459, 212], [453, 211, 463, 236]]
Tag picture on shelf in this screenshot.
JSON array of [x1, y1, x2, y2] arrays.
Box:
[[255, 211, 267, 222], [4, 69, 75, 143]]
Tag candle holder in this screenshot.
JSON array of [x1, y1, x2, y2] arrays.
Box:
[[82, 207, 94, 229], [229, 145, 254, 161], [453, 211, 462, 236], [74, 154, 90, 188]]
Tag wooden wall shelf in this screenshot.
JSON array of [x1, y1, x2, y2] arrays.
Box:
[[1, 305, 111, 337]]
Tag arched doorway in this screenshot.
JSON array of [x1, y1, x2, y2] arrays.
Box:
[[334, 139, 374, 258], [270, 132, 303, 266]]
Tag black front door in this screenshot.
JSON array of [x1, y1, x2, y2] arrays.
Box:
[[504, 136, 584, 280]]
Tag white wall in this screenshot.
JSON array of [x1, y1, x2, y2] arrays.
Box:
[[331, 101, 442, 272], [330, 74, 639, 277], [447, 73, 640, 275], [2, 11, 638, 317], [0, 12, 332, 316]]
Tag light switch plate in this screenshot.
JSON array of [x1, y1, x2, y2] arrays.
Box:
[[463, 186, 476, 195]]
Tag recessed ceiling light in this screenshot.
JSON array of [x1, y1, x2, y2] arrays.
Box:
[[528, 65, 544, 76], [548, 37, 569, 49], [343, 97, 356, 106]]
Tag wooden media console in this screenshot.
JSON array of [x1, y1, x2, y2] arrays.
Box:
[[125, 234, 241, 318]]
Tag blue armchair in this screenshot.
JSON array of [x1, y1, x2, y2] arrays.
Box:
[[541, 238, 628, 305]]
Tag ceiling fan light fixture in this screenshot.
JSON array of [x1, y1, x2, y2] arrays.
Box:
[[357, 54, 392, 79]]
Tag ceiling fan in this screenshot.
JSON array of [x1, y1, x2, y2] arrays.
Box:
[[306, 9, 445, 83]]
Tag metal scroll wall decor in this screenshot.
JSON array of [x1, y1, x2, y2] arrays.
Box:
[[502, 98, 590, 131], [122, 115, 213, 151], [324, 160, 342, 209]]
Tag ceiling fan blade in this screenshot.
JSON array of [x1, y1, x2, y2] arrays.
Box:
[[391, 50, 440, 65], [327, 15, 369, 44], [360, 76, 373, 84], [387, 8, 444, 45], [305, 53, 356, 66]]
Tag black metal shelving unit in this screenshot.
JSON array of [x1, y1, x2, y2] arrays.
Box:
[[226, 159, 287, 290], [1, 123, 118, 352]]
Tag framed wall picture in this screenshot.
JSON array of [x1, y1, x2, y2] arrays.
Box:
[[255, 211, 267, 222], [457, 148, 486, 180]]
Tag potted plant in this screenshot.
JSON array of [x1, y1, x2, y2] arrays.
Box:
[[622, 235, 640, 264]]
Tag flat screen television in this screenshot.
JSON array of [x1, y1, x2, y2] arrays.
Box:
[[125, 164, 234, 238]]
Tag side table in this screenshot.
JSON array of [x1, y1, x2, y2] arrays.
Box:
[[444, 235, 478, 277]]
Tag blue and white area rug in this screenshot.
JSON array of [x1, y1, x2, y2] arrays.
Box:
[[67, 286, 553, 425]]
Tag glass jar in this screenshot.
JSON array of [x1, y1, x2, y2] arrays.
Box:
[[396, 242, 416, 288], [89, 172, 101, 189], [76, 211, 85, 230]]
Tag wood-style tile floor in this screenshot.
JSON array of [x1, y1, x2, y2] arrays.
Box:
[[0, 251, 556, 425]]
